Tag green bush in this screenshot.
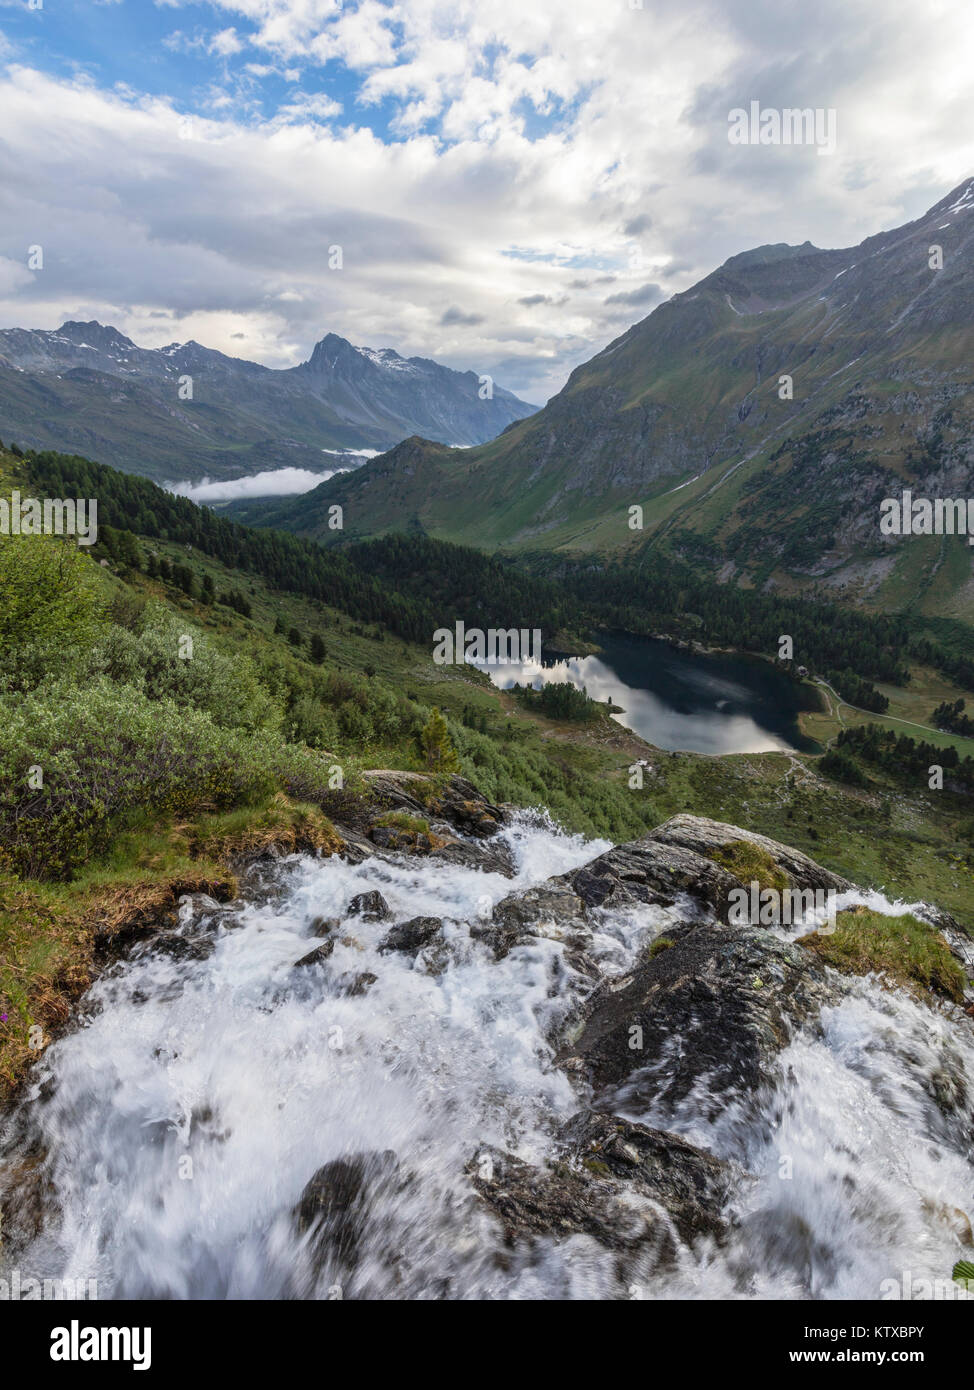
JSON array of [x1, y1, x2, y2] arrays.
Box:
[[0, 537, 108, 690], [0, 678, 277, 878], [89, 603, 280, 733]]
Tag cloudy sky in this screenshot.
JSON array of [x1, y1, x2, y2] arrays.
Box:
[[0, 0, 972, 404]]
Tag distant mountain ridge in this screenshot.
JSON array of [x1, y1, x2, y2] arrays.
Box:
[[0, 320, 537, 482], [251, 177, 974, 623]]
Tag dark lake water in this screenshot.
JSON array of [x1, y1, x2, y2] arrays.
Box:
[[478, 631, 820, 755]]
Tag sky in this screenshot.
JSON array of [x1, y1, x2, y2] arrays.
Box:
[[0, 0, 972, 405]]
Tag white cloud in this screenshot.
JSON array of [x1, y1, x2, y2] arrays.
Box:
[[0, 1, 972, 403], [168, 466, 349, 501]]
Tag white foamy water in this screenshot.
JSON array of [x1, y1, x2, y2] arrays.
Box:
[[3, 816, 973, 1300]]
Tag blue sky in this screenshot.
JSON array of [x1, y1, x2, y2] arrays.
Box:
[[0, 0, 971, 404]]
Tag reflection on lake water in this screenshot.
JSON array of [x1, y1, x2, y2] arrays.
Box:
[[474, 633, 819, 755]]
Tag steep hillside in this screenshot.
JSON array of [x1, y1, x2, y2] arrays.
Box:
[[259, 179, 974, 622]]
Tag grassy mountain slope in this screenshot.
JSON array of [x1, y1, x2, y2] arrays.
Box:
[[253, 179, 974, 623]]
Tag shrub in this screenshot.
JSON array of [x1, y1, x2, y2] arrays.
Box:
[[90, 603, 280, 733], [0, 537, 108, 690], [0, 679, 277, 878]]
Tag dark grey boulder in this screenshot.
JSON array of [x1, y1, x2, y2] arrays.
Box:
[[559, 922, 836, 1119], [470, 1112, 738, 1262], [294, 939, 335, 968], [379, 916, 443, 955], [564, 838, 742, 917], [474, 882, 587, 960], [347, 890, 391, 921], [293, 1150, 399, 1277]]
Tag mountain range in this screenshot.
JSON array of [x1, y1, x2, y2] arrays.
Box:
[[242, 178, 974, 623], [0, 321, 537, 482]]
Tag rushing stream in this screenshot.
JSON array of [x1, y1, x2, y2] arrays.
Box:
[[3, 815, 972, 1300]]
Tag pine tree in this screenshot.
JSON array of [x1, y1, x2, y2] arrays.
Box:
[[418, 707, 460, 774]]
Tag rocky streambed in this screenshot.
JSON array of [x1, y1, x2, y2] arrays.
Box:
[[1, 776, 972, 1300]]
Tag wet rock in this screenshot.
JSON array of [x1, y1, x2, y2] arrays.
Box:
[[293, 1150, 399, 1277], [559, 922, 835, 1118], [379, 916, 443, 955], [340, 971, 377, 997], [428, 837, 517, 879], [475, 882, 587, 960], [294, 940, 336, 968], [309, 916, 340, 937], [347, 891, 391, 922], [470, 1114, 737, 1261], [146, 932, 215, 962], [557, 1111, 738, 1247], [369, 825, 435, 853], [648, 815, 854, 895], [564, 839, 741, 917]]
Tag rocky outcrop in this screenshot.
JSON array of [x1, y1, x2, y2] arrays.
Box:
[[559, 923, 835, 1117], [378, 916, 443, 956], [648, 815, 854, 894], [470, 1111, 739, 1263], [293, 1150, 400, 1284]]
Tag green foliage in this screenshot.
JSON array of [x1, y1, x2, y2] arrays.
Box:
[[834, 724, 974, 792], [514, 679, 603, 722], [418, 707, 461, 774], [711, 840, 789, 893], [0, 537, 107, 690], [820, 749, 869, 787], [89, 603, 280, 733], [801, 906, 966, 1003], [0, 679, 276, 878]]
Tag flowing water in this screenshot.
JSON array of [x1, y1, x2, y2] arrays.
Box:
[[3, 816, 972, 1300]]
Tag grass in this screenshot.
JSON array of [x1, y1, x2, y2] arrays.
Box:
[[799, 906, 968, 1004], [710, 839, 790, 893], [374, 810, 431, 835]]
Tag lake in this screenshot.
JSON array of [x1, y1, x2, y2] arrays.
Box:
[[476, 631, 821, 755]]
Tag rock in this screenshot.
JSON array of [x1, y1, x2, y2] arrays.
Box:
[[369, 825, 435, 853], [469, 1113, 738, 1262], [309, 916, 340, 936], [340, 971, 377, 997], [648, 815, 854, 895], [360, 771, 506, 840], [379, 916, 443, 955], [347, 891, 391, 921], [428, 837, 517, 879], [564, 839, 742, 917], [146, 932, 215, 962], [558, 1111, 739, 1247], [294, 940, 336, 968], [293, 1150, 399, 1277], [474, 882, 587, 960], [558, 921, 835, 1119]]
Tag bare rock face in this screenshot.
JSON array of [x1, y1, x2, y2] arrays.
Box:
[[565, 838, 742, 916], [378, 916, 443, 956]]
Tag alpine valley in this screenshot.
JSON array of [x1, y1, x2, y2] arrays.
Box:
[[238, 178, 974, 625]]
